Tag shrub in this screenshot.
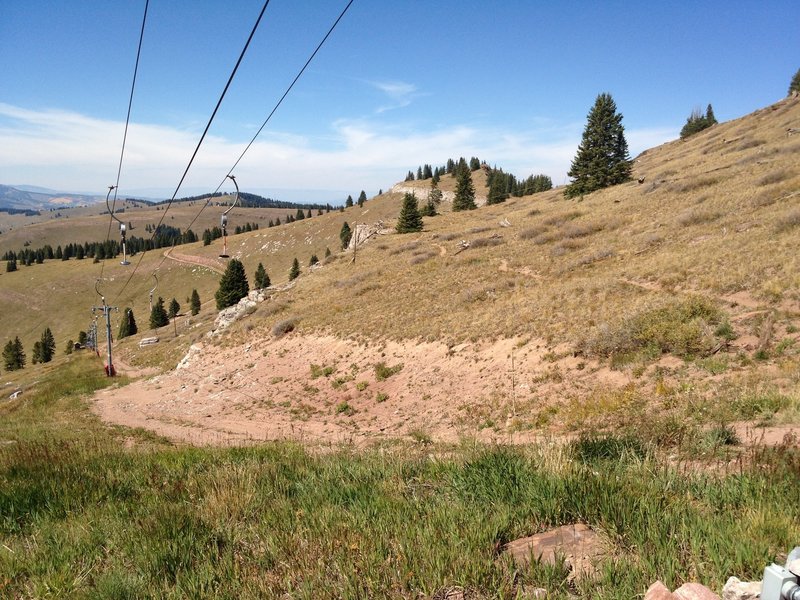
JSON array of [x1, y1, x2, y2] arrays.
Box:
[[774, 210, 800, 233], [758, 170, 792, 186], [583, 296, 727, 360], [571, 435, 648, 464], [272, 318, 298, 337], [375, 362, 403, 381]]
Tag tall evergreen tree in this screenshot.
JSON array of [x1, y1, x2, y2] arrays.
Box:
[[254, 263, 270, 289], [487, 175, 508, 205], [215, 259, 249, 309], [452, 167, 477, 211], [680, 103, 718, 139], [339, 221, 352, 250], [118, 308, 137, 339], [3, 336, 25, 371], [345, 195, 354, 208], [789, 67, 800, 96], [168, 298, 180, 318], [357, 190, 367, 207], [149, 297, 170, 329], [32, 341, 43, 364], [396, 192, 424, 233], [428, 177, 443, 208], [190, 289, 201, 315], [289, 258, 300, 281], [565, 93, 631, 199], [39, 327, 55, 363]]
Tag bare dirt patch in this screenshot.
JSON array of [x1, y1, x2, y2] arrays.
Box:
[[93, 333, 628, 447]]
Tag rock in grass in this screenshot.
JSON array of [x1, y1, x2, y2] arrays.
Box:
[[721, 576, 761, 600], [504, 523, 609, 581], [645, 581, 677, 600], [674, 582, 720, 600]]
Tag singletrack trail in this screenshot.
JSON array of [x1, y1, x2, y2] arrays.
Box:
[[163, 247, 225, 275]]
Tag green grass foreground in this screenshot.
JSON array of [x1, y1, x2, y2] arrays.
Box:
[[1, 355, 798, 598]]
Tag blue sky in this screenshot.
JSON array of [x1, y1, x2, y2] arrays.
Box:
[[1, 0, 798, 203]]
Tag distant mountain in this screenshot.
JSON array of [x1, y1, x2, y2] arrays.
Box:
[[0, 184, 103, 211]]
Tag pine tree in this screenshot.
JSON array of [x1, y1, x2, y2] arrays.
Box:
[[306, 209, 312, 219], [396, 192, 423, 233], [428, 178, 443, 209], [190, 289, 201, 315], [215, 259, 249, 309], [32, 341, 43, 364], [254, 263, 270, 289], [3, 336, 25, 371], [452, 168, 477, 211], [6, 259, 16, 272], [149, 297, 170, 329], [39, 327, 55, 363], [789, 67, 800, 96], [357, 190, 367, 207], [65, 339, 74, 355], [78, 331, 87, 346], [487, 175, 508, 205], [168, 298, 180, 318], [296, 208, 305, 221], [289, 258, 300, 281], [345, 195, 354, 208], [309, 254, 319, 266], [565, 93, 631, 199], [324, 247, 331, 258], [680, 103, 718, 139], [340, 221, 352, 250], [705, 104, 717, 125], [118, 308, 137, 339]]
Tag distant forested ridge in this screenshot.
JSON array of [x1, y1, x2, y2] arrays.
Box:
[[145, 192, 334, 211]]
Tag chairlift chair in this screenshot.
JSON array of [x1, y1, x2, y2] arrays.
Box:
[[219, 174, 239, 258], [106, 185, 130, 265]]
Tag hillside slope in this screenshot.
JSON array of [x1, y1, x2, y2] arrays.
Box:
[[4, 96, 800, 447], [92, 95, 800, 446]]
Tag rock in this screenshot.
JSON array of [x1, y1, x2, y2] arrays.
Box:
[[504, 523, 609, 581], [176, 344, 202, 370], [722, 576, 761, 600], [645, 581, 677, 600], [674, 582, 720, 600]]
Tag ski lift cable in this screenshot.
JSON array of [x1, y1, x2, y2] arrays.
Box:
[[111, 0, 271, 305], [182, 0, 356, 235], [99, 0, 150, 280], [18, 1, 149, 359], [112, 0, 354, 309]]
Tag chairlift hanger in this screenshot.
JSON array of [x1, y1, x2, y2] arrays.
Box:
[[106, 185, 130, 265], [219, 174, 239, 258], [148, 272, 158, 312]]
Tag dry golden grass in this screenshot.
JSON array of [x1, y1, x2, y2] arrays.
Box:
[[2, 96, 800, 375]]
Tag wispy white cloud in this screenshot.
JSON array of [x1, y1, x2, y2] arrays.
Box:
[[369, 80, 419, 113], [0, 103, 677, 200]]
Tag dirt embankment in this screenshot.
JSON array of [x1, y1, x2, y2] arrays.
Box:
[[92, 333, 631, 447]]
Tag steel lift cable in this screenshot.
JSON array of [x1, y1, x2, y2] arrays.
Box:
[[99, 0, 150, 279], [111, 0, 271, 305], [113, 0, 354, 308]]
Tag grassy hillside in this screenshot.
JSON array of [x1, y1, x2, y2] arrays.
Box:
[[1, 354, 797, 598], [2, 95, 799, 379], [1, 97, 799, 599]]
